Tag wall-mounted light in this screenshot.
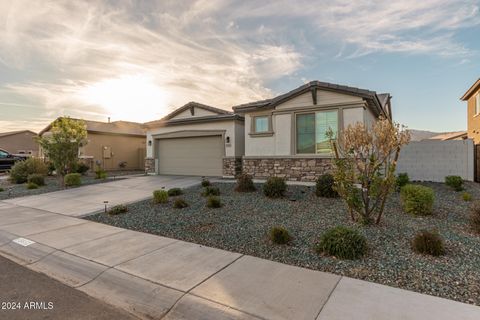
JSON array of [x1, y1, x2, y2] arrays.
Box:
[[148, 140, 152, 146], [226, 136, 230, 143]]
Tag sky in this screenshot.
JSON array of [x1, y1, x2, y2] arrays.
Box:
[[0, 0, 479, 133]]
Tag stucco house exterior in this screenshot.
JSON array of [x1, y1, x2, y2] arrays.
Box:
[[146, 81, 391, 181], [232, 81, 392, 181], [40, 118, 146, 171], [0, 130, 38, 156], [461, 78, 480, 144], [145, 102, 245, 177]]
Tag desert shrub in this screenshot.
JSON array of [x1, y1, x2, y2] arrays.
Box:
[[26, 182, 39, 190], [201, 178, 211, 187], [203, 186, 220, 196], [263, 177, 287, 198], [206, 196, 222, 208], [445, 175, 464, 191], [316, 174, 338, 198], [27, 174, 45, 186], [470, 201, 480, 234], [400, 184, 434, 216], [64, 173, 82, 187], [235, 173, 256, 192], [463, 192, 473, 202], [95, 168, 108, 180], [0, 187, 4, 192], [108, 204, 128, 215], [269, 227, 291, 245], [396, 173, 410, 189], [153, 190, 168, 204], [76, 162, 90, 175], [9, 158, 48, 184], [411, 230, 445, 256], [167, 188, 183, 196], [173, 198, 189, 209], [47, 161, 56, 175], [316, 226, 367, 260]]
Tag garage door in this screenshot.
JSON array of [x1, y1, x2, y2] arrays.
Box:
[[157, 135, 223, 176]]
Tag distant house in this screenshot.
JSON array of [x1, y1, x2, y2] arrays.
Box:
[[39, 118, 146, 171], [0, 130, 38, 156], [428, 131, 467, 141], [461, 78, 480, 144]]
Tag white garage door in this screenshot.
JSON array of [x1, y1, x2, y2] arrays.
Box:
[[157, 135, 223, 176]]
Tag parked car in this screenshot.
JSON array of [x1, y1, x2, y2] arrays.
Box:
[[0, 148, 27, 172]]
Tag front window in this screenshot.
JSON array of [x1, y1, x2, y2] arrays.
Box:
[[254, 116, 269, 133], [476, 93, 480, 115], [0, 150, 8, 158], [296, 110, 338, 154]]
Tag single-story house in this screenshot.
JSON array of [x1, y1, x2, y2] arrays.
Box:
[[145, 81, 391, 181], [428, 131, 468, 141], [145, 102, 244, 177], [39, 118, 146, 171], [0, 130, 38, 156]]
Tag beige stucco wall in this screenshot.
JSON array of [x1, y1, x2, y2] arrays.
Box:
[[170, 107, 218, 119], [146, 120, 244, 159], [0, 132, 38, 156], [244, 90, 369, 157], [467, 89, 480, 144], [80, 132, 146, 170]]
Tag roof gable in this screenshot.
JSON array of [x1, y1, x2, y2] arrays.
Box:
[[461, 78, 480, 101], [162, 102, 232, 121], [0, 130, 37, 138]]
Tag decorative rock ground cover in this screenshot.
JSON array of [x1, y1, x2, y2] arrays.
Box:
[[85, 181, 480, 306]]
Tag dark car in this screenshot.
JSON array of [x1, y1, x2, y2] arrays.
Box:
[[0, 148, 26, 172]]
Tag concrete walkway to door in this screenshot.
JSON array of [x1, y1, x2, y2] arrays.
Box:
[[2, 175, 201, 217]]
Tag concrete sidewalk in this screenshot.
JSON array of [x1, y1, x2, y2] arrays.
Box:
[[1, 201, 480, 319], [3, 175, 200, 217]]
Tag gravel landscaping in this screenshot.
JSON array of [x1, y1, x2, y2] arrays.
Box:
[[85, 181, 480, 305], [0, 174, 127, 200]]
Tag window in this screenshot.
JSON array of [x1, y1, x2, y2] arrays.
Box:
[[296, 110, 338, 154], [476, 94, 480, 115], [254, 116, 269, 133], [0, 150, 8, 158]]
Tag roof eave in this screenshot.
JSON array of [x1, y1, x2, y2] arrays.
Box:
[[461, 79, 480, 101]]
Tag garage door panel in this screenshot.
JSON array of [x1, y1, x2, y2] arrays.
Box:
[[158, 136, 223, 176]]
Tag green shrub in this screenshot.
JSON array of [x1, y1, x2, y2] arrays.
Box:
[[26, 182, 39, 189], [269, 226, 291, 245], [153, 190, 168, 204], [206, 196, 222, 208], [463, 192, 473, 202], [470, 201, 480, 234], [411, 230, 445, 256], [316, 226, 367, 260], [263, 177, 287, 198], [108, 204, 128, 215], [95, 168, 108, 180], [47, 161, 56, 175], [27, 174, 45, 186], [316, 174, 338, 198], [235, 173, 256, 192], [173, 198, 189, 209], [0, 187, 4, 192], [76, 162, 90, 175], [167, 188, 183, 196], [201, 178, 211, 187], [445, 175, 464, 191], [64, 173, 82, 187], [203, 186, 220, 196], [400, 184, 434, 216], [9, 158, 48, 184], [396, 173, 410, 189]]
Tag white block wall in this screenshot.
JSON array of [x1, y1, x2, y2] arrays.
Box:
[[396, 139, 474, 182]]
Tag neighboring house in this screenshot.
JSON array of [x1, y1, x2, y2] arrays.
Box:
[[428, 131, 467, 141], [0, 130, 38, 156], [39, 118, 146, 171], [461, 78, 480, 144], [232, 81, 391, 181], [145, 102, 244, 177], [145, 81, 390, 181]]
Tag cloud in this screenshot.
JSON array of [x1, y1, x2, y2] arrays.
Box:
[[0, 0, 478, 131]]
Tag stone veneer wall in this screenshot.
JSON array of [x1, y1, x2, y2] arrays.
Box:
[[144, 157, 155, 174], [242, 157, 333, 182], [222, 157, 243, 177]]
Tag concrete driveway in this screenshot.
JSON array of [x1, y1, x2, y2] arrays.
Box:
[[2, 175, 201, 217]]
